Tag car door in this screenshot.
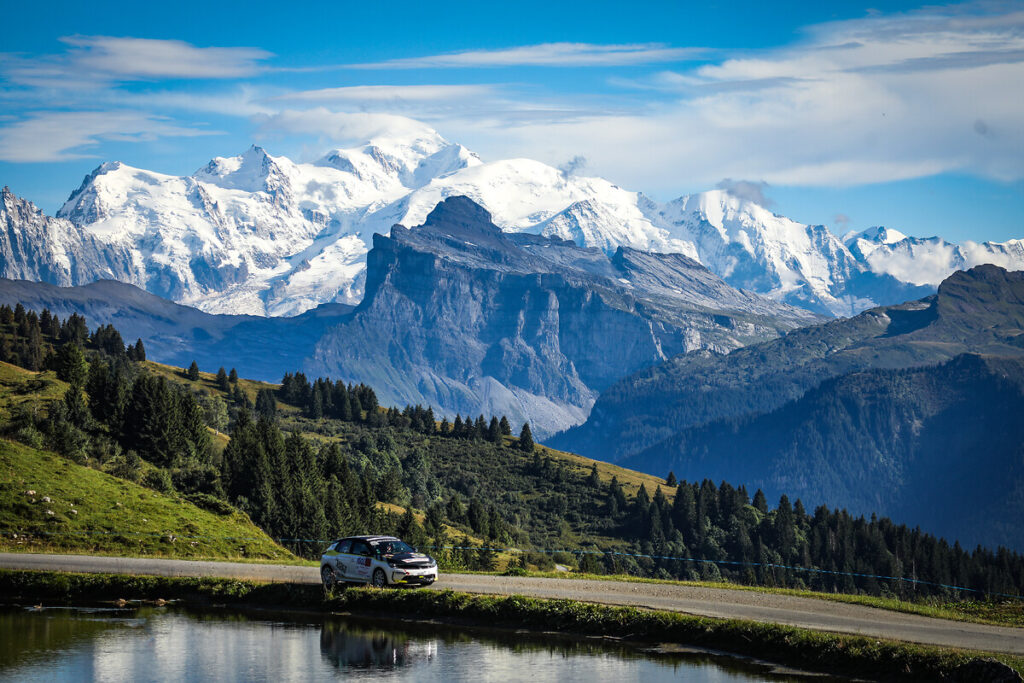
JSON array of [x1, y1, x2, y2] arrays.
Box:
[[333, 539, 353, 579], [349, 540, 373, 582]]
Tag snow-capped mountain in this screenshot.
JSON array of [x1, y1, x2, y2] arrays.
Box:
[[847, 227, 1024, 288], [53, 128, 480, 316], [3, 123, 1022, 317]]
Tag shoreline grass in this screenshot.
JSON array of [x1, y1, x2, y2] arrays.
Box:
[[0, 568, 1019, 682]]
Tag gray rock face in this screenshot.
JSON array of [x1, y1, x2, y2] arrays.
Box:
[[308, 197, 820, 437], [0, 187, 133, 288]]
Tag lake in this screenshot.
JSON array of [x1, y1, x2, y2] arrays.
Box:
[[0, 605, 834, 681]]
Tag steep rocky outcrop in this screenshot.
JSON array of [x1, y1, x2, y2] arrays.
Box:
[[0, 187, 133, 288], [308, 196, 819, 437]]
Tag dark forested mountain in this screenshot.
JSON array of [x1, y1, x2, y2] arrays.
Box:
[[622, 353, 1024, 551], [0, 278, 352, 381], [555, 264, 1024, 461], [307, 196, 818, 437]]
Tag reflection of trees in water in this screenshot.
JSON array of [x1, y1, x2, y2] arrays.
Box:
[[0, 607, 135, 673], [319, 621, 437, 671]]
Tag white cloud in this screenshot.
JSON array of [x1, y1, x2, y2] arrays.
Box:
[[350, 42, 707, 69], [252, 108, 441, 147], [419, 3, 1024, 191], [0, 111, 217, 162], [273, 84, 496, 103], [2, 36, 271, 88]]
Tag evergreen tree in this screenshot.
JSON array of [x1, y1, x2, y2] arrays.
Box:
[[216, 367, 230, 391], [487, 416, 501, 442], [499, 415, 512, 435], [228, 367, 238, 383], [518, 422, 535, 453], [255, 388, 277, 418], [186, 360, 200, 381], [666, 471, 678, 487], [55, 343, 88, 386]]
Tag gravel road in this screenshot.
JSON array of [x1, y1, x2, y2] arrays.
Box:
[[2, 552, 1021, 655]]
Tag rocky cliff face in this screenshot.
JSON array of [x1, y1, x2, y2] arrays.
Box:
[[0, 187, 134, 288], [308, 197, 819, 437]]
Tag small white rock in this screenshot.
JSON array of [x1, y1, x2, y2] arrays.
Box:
[[45, 510, 54, 516], [41, 496, 51, 503]]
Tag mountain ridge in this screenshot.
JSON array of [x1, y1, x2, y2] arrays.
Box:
[[4, 123, 1019, 317], [307, 196, 818, 437], [553, 264, 1024, 461]]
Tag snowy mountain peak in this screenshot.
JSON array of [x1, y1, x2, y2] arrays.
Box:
[[193, 145, 291, 194], [849, 226, 909, 246]]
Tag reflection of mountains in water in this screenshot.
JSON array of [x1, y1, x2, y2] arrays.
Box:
[[319, 621, 437, 671]]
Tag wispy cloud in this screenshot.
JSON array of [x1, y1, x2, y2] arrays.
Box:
[[0, 111, 217, 162], [273, 84, 496, 103], [350, 42, 708, 69], [2, 36, 272, 88], [252, 108, 441, 146]]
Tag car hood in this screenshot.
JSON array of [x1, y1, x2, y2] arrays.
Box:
[[385, 552, 431, 562]]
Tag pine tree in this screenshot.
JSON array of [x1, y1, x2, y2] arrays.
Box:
[[187, 360, 200, 381], [56, 343, 88, 386], [666, 471, 678, 487], [228, 367, 238, 383], [216, 367, 230, 391], [255, 388, 277, 418], [518, 422, 535, 453], [752, 489, 769, 514], [499, 415, 511, 435], [487, 416, 501, 442]]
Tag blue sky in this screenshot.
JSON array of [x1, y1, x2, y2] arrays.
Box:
[[1, 0, 1022, 242]]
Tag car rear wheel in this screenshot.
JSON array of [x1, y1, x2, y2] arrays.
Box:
[[372, 568, 388, 588], [321, 566, 336, 592]]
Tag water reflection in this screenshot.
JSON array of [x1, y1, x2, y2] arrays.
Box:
[[319, 621, 437, 671], [0, 605, 835, 682]]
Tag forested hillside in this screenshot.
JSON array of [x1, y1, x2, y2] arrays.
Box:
[[556, 265, 1024, 463], [623, 353, 1024, 551], [1, 302, 1023, 600]]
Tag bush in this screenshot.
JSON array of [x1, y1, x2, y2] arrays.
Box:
[[142, 468, 173, 494]]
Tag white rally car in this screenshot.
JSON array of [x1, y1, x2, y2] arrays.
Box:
[[320, 535, 439, 589]]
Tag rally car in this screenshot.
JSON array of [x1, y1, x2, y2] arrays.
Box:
[[320, 535, 439, 589]]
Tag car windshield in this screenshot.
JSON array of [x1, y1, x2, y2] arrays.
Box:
[[373, 540, 414, 555]]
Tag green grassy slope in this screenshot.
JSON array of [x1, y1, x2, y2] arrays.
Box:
[[0, 439, 292, 561]]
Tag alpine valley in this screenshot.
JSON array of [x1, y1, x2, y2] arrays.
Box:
[[4, 125, 1024, 550]]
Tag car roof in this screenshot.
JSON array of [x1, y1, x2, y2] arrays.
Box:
[[335, 535, 400, 543]]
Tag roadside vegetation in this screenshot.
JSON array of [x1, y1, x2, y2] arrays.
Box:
[[0, 569, 1020, 682], [1, 302, 1024, 609]]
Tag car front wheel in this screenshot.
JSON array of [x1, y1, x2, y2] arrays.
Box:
[[321, 566, 336, 592], [372, 568, 388, 588]]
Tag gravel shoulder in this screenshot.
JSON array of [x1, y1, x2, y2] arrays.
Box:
[[2, 552, 1022, 655]]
